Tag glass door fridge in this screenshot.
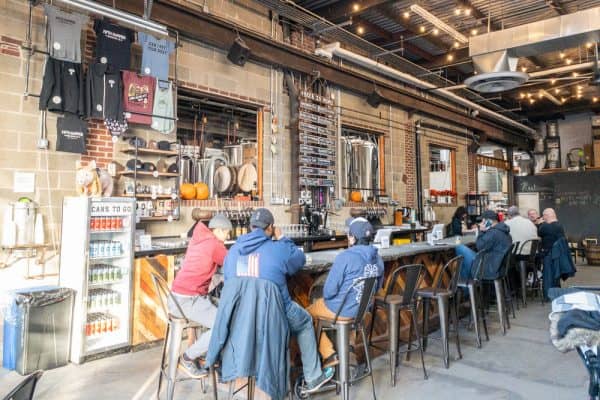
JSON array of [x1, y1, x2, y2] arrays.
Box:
[[59, 197, 135, 364]]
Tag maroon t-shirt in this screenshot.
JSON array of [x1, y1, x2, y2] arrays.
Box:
[[122, 71, 155, 125]]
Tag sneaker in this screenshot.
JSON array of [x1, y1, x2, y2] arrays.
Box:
[[178, 355, 209, 379], [303, 367, 335, 394]]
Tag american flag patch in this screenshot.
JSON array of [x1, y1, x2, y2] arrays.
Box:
[[236, 253, 260, 277]]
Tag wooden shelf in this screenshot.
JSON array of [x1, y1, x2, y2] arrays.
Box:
[[119, 171, 179, 178], [119, 194, 179, 200], [121, 147, 178, 157]]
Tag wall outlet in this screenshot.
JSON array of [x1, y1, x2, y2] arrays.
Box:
[[37, 138, 49, 150], [270, 197, 284, 205], [284, 198, 291, 205]]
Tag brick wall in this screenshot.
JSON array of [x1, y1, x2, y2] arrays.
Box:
[[290, 29, 317, 54]]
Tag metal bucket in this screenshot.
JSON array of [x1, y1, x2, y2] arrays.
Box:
[[224, 145, 243, 167]]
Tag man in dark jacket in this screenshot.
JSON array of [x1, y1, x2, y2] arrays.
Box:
[[455, 210, 512, 280], [223, 208, 334, 394], [307, 219, 384, 365]]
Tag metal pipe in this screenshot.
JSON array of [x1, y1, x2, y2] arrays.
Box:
[[415, 122, 423, 220], [316, 43, 536, 137]]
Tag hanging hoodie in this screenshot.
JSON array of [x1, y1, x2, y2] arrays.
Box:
[[171, 222, 228, 296], [476, 222, 513, 280], [151, 80, 174, 134], [323, 245, 384, 318], [86, 62, 123, 121], [122, 71, 156, 125], [223, 229, 306, 309], [39, 57, 84, 115]]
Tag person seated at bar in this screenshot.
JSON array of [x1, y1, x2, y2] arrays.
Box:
[[505, 206, 538, 255], [307, 218, 384, 367], [528, 209, 544, 226], [448, 206, 476, 236], [538, 208, 576, 297], [455, 210, 512, 280], [170, 214, 232, 378], [223, 208, 334, 394]]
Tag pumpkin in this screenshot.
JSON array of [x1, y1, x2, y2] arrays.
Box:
[[180, 183, 196, 200], [349, 191, 362, 203], [194, 182, 210, 200]]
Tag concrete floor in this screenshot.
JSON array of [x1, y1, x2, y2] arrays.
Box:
[[1, 265, 598, 399]]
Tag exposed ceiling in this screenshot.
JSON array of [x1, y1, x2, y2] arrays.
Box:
[[292, 0, 600, 121]]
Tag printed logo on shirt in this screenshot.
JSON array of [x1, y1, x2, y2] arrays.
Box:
[[68, 68, 75, 76], [146, 41, 171, 55], [55, 16, 77, 26], [61, 129, 83, 139], [127, 84, 150, 105], [108, 79, 116, 88], [235, 253, 260, 277], [52, 96, 62, 104], [53, 42, 61, 50], [102, 29, 127, 42], [351, 263, 380, 304]]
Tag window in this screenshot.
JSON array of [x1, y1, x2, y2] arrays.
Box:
[[429, 145, 455, 192]]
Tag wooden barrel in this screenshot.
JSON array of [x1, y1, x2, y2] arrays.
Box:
[[584, 243, 600, 265]]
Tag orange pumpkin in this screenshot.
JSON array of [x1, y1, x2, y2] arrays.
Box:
[[194, 182, 210, 200], [180, 183, 196, 200], [349, 191, 362, 202]]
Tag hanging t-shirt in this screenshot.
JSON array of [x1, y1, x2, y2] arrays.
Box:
[[56, 115, 88, 154], [39, 57, 85, 115], [86, 63, 123, 121], [122, 71, 156, 125], [138, 32, 175, 81], [94, 20, 134, 72], [44, 4, 88, 63], [151, 81, 174, 134]]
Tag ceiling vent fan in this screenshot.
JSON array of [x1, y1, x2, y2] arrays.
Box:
[[465, 70, 529, 93]]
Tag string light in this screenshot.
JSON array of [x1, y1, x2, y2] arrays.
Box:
[[594, 97, 599, 103], [521, 67, 528, 72], [587, 42, 594, 49], [419, 25, 426, 33], [454, 8, 461, 15], [454, 41, 460, 48], [357, 26, 365, 34], [566, 58, 573, 65], [352, 3, 360, 12], [520, 92, 526, 99], [538, 91, 544, 99], [554, 88, 560, 95], [529, 98, 536, 104], [573, 72, 579, 77], [577, 93, 583, 99], [432, 28, 439, 35], [577, 85, 583, 90], [464, 8, 472, 16], [551, 79, 556, 85], [403, 11, 410, 19], [471, 28, 478, 35], [561, 97, 567, 103], [527, 93, 532, 98], [447, 54, 454, 61]]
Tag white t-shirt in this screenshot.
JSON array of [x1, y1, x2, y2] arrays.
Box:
[[505, 215, 538, 255]]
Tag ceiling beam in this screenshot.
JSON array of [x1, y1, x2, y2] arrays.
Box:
[[546, 0, 569, 15], [423, 47, 469, 70], [357, 19, 435, 61], [456, 0, 502, 31], [314, 0, 391, 22]]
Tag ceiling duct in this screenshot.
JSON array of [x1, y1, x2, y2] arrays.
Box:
[[315, 42, 536, 137], [466, 6, 600, 93]]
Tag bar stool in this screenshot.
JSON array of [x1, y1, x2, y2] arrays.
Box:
[[369, 264, 427, 386], [516, 239, 540, 307], [481, 244, 516, 335], [417, 255, 463, 369], [456, 252, 489, 348], [313, 276, 379, 400], [150, 272, 213, 400]]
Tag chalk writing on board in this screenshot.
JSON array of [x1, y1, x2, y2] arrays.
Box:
[[554, 191, 600, 207], [517, 180, 553, 193]]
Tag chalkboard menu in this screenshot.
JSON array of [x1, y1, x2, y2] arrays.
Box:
[[515, 171, 600, 240]]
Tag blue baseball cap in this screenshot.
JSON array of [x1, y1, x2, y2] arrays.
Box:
[[250, 208, 275, 229], [348, 220, 374, 240]]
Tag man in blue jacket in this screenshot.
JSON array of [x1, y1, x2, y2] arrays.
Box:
[[223, 208, 334, 394], [455, 210, 512, 280], [307, 219, 384, 365]]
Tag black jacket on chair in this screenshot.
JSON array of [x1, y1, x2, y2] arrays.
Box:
[[476, 222, 513, 280], [543, 237, 577, 298]]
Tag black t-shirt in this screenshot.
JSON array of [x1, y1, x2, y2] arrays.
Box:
[[94, 20, 134, 72], [538, 221, 565, 252], [56, 115, 88, 154]]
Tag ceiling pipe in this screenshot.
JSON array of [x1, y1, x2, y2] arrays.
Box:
[[316, 42, 536, 137]]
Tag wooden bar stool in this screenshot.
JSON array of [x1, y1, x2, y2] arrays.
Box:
[[417, 255, 463, 369], [369, 264, 427, 386]]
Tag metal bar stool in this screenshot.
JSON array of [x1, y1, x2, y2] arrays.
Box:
[[516, 239, 540, 307], [503, 241, 520, 319], [368, 264, 427, 386], [417, 255, 463, 369], [457, 252, 489, 348], [481, 244, 516, 335], [314, 276, 379, 400], [151, 272, 214, 400]]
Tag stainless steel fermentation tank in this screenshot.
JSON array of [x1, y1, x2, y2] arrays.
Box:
[[340, 137, 379, 201]]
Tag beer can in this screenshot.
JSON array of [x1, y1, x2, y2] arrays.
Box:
[[116, 267, 122, 280], [89, 242, 96, 258], [90, 218, 96, 231], [116, 217, 123, 229], [100, 316, 107, 333], [112, 316, 119, 331]]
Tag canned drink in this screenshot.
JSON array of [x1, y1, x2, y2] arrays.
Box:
[[100, 216, 107, 230], [112, 316, 119, 331], [85, 320, 92, 336], [116, 217, 123, 229], [116, 267, 122, 280], [100, 316, 106, 333], [111, 241, 118, 256], [107, 316, 113, 332], [90, 218, 96, 231], [116, 291, 121, 304], [89, 242, 96, 258]]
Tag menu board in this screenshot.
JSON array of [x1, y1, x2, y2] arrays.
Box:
[[298, 90, 336, 188]]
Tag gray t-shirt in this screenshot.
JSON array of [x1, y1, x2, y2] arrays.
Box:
[[151, 81, 174, 134], [139, 32, 175, 81], [44, 4, 88, 63]]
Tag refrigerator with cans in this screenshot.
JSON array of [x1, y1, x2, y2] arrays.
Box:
[[59, 196, 135, 364]]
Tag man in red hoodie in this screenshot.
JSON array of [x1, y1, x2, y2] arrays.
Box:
[[170, 214, 232, 378]]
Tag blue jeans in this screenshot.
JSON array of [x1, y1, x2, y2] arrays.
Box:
[[456, 244, 476, 280], [286, 301, 322, 384]]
